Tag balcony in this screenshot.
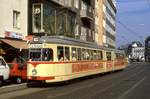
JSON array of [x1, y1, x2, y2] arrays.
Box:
[[51, 0, 77, 12], [80, 27, 94, 42], [80, 1, 93, 20], [51, 0, 65, 6]]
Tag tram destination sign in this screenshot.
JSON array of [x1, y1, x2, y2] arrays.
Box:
[[29, 44, 43, 48]]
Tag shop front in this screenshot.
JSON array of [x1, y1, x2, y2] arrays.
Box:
[[0, 38, 28, 63]]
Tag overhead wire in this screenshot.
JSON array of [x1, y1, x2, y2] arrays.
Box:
[[117, 20, 143, 40], [116, 0, 149, 45]]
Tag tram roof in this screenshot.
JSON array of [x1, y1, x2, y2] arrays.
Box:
[[30, 36, 103, 49], [29, 36, 121, 52]]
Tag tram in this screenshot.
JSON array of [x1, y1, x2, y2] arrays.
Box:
[[27, 36, 127, 84]]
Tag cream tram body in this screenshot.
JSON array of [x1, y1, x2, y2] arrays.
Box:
[[27, 37, 127, 83]]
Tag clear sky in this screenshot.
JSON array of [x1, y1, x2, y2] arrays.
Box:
[[116, 0, 150, 47]]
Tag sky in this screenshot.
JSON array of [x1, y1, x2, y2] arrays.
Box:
[[116, 0, 150, 47]]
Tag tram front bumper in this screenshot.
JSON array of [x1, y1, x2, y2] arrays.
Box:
[[28, 76, 55, 81]]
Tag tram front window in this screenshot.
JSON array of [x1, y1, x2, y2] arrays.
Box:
[[29, 48, 53, 61], [30, 49, 42, 61]]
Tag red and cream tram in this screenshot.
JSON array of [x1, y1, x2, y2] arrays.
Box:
[[27, 36, 127, 84]]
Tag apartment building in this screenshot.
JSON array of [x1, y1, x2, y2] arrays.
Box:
[[95, 0, 117, 48], [0, 0, 28, 39], [131, 47, 145, 61], [0, 0, 117, 58], [0, 0, 28, 61], [28, 0, 95, 42]]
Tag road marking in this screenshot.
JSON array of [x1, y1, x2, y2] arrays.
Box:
[[118, 77, 146, 99]]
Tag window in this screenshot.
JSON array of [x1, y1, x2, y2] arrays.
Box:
[[115, 53, 124, 59], [75, 24, 79, 37], [82, 48, 86, 60], [72, 47, 77, 61], [29, 48, 53, 61], [93, 50, 97, 60], [33, 4, 42, 33], [65, 47, 70, 61], [86, 49, 90, 60], [98, 51, 103, 60], [106, 52, 111, 61], [30, 49, 42, 61], [43, 49, 53, 61], [0, 59, 6, 66], [77, 48, 81, 60], [74, 0, 79, 8], [57, 46, 64, 61], [90, 50, 94, 60], [13, 10, 20, 28]]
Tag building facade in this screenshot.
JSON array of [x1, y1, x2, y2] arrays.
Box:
[[145, 36, 150, 62], [131, 47, 145, 61], [0, 0, 28, 62], [0, 0, 116, 47], [0, 0, 117, 60], [0, 0, 28, 39], [95, 0, 116, 48], [28, 0, 95, 42]]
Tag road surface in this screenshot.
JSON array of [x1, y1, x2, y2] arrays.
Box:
[[0, 63, 149, 99]]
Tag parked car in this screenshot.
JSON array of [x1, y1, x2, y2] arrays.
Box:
[[0, 56, 10, 86], [8, 61, 27, 84]]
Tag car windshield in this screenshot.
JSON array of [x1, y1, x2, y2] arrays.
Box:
[[0, 58, 6, 66]]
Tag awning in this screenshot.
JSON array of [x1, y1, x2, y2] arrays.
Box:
[[0, 39, 28, 49]]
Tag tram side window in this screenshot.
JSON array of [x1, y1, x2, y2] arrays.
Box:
[[86, 49, 90, 60], [82, 49, 86, 60], [72, 47, 77, 61], [57, 46, 64, 61], [65, 47, 70, 61], [93, 50, 97, 60], [90, 50, 94, 60], [116, 53, 124, 59], [43, 48, 53, 61], [97, 51, 103, 60], [106, 52, 111, 61], [115, 53, 119, 59], [77, 48, 81, 60]]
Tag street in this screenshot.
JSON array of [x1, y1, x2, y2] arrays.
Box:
[[0, 63, 150, 99]]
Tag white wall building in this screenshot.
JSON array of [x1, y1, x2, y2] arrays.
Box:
[[131, 47, 145, 60], [0, 0, 28, 39]]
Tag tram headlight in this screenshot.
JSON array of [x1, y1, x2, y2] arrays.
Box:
[[32, 69, 37, 75]]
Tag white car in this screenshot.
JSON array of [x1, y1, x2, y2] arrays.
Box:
[[0, 56, 10, 86]]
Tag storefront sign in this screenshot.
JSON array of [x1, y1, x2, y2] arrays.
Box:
[[5, 31, 23, 39]]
